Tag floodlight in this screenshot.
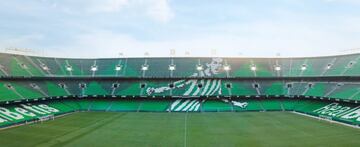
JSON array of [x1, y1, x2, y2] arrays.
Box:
[[337, 83, 343, 87], [274, 65, 281, 71], [347, 61, 355, 68], [223, 65, 231, 71], [169, 83, 174, 88], [115, 65, 122, 71], [169, 64, 176, 71], [196, 64, 203, 71], [326, 64, 332, 69], [58, 83, 66, 89], [42, 66, 49, 71], [287, 83, 292, 88], [141, 64, 149, 71], [6, 84, 13, 89], [30, 83, 39, 89], [308, 83, 313, 88], [91, 65, 98, 71], [112, 83, 119, 88], [301, 64, 307, 70], [253, 83, 259, 88], [250, 65, 256, 71], [40, 63, 49, 71], [20, 63, 28, 69], [79, 83, 86, 88], [226, 83, 232, 88], [66, 65, 72, 71]]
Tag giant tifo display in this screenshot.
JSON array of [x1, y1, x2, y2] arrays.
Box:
[[0, 52, 360, 129]]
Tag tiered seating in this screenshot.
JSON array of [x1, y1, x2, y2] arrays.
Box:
[[324, 54, 358, 76], [83, 82, 109, 96], [1, 98, 360, 127], [228, 81, 258, 96], [260, 99, 282, 111], [145, 58, 171, 77], [95, 59, 122, 76], [138, 99, 172, 112], [124, 58, 145, 77], [344, 57, 360, 76], [1, 80, 360, 102], [302, 57, 333, 76], [89, 99, 112, 111], [0, 100, 78, 127], [202, 99, 232, 112], [281, 99, 299, 110], [1, 52, 360, 104], [30, 56, 66, 76], [108, 100, 141, 111], [233, 99, 263, 111], [46, 100, 78, 113], [60, 99, 81, 109], [10, 82, 45, 99], [38, 81, 69, 97], [77, 100, 92, 111], [114, 81, 142, 96], [0, 82, 22, 101], [288, 82, 308, 96], [303, 82, 336, 97], [328, 83, 360, 100], [62, 81, 82, 96], [1, 52, 360, 78], [172, 58, 198, 77], [229, 58, 255, 77], [259, 81, 286, 96], [168, 99, 202, 112]]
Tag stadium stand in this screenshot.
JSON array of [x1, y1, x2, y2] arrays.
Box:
[[1, 53, 360, 78], [1, 80, 360, 102], [1, 52, 360, 128]]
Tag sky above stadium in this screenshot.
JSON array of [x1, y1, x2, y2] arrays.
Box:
[[0, 0, 360, 58]]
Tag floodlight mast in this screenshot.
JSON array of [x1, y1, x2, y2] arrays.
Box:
[[326, 64, 332, 69], [223, 63, 231, 77], [251, 65, 256, 71], [275, 65, 281, 71], [141, 52, 149, 77], [115, 65, 122, 71], [91, 65, 98, 71], [66, 65, 72, 71], [196, 64, 203, 71], [169, 65, 176, 71], [169, 49, 176, 78], [301, 64, 307, 71]]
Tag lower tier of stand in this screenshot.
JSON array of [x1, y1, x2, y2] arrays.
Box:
[[0, 97, 359, 128]]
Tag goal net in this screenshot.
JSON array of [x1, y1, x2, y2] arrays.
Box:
[[37, 115, 55, 123]]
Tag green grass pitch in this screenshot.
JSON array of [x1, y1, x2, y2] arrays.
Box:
[[0, 112, 360, 147]]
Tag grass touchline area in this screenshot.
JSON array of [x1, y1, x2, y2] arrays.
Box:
[[0, 112, 360, 147]]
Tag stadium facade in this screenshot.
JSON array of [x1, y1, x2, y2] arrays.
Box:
[[1, 52, 360, 128]]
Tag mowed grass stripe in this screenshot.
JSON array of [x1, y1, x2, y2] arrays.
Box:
[[37, 113, 127, 147], [0, 112, 120, 146], [0, 112, 359, 147]]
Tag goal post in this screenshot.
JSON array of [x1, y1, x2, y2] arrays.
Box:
[[37, 115, 55, 123]]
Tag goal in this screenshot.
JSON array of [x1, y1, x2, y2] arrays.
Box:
[[37, 115, 55, 123]]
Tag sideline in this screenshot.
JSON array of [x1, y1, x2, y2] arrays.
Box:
[[292, 111, 360, 129], [0, 111, 78, 131]]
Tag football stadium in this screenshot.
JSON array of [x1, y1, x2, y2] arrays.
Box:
[[2, 0, 360, 146], [1, 53, 360, 146]]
